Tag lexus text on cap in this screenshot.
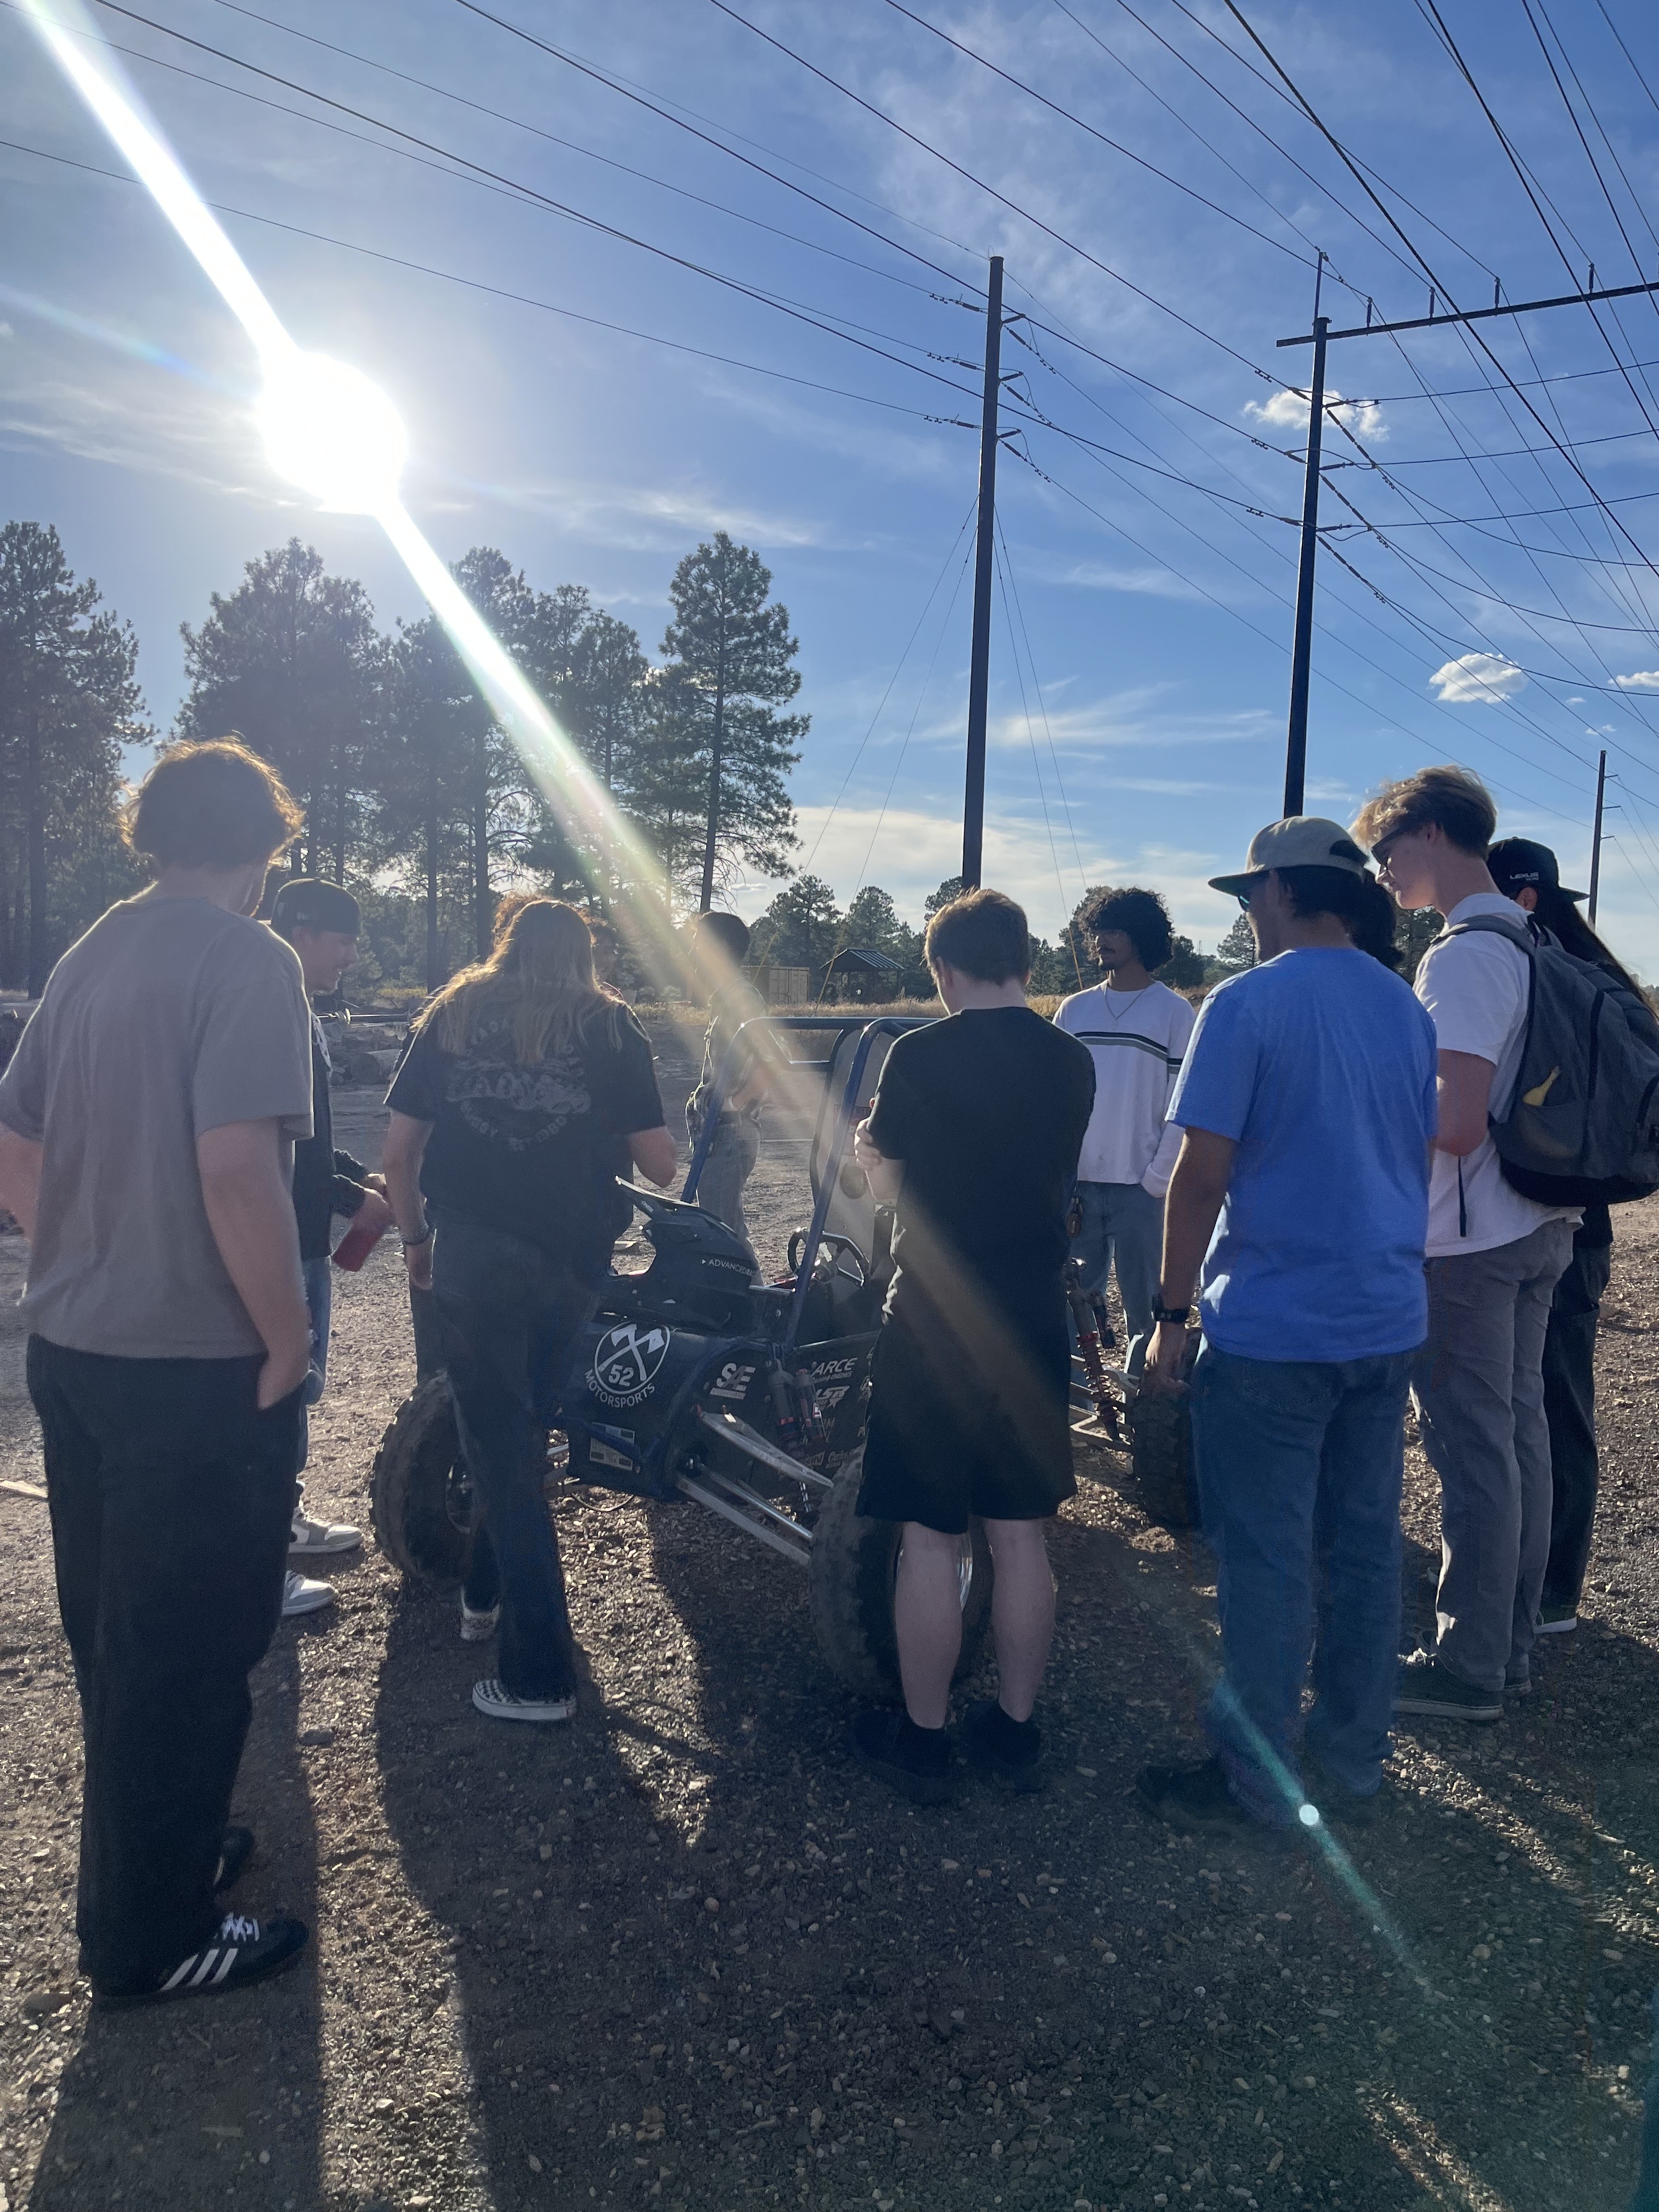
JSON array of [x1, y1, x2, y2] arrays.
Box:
[[1208, 817, 1372, 899], [270, 877, 363, 936], [1487, 836, 1587, 905]]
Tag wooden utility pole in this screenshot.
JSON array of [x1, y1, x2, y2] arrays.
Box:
[[1284, 257, 1328, 819], [1589, 748, 1607, 924], [962, 255, 1005, 890]]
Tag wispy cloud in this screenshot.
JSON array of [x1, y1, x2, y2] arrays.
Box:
[[1613, 670, 1659, 692], [1430, 652, 1526, 704]]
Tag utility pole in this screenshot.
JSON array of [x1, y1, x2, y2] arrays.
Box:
[[1284, 255, 1328, 818], [962, 254, 1004, 890], [1275, 266, 1659, 815], [1589, 748, 1607, 924]]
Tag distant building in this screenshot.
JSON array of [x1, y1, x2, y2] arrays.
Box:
[[822, 947, 902, 1002]]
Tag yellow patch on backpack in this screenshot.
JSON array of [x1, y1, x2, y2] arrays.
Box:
[[1522, 1066, 1561, 1109]]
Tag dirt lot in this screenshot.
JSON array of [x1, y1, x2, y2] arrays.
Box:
[[1, 1013, 1656, 2212]]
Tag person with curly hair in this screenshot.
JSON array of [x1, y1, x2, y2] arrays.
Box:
[[1054, 887, 1195, 1372]]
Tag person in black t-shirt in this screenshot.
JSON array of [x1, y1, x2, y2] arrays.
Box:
[[850, 890, 1094, 1801], [382, 900, 676, 1725]]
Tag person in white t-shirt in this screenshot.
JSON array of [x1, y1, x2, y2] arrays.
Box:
[[1355, 767, 1577, 1724], [1055, 887, 1196, 1373]]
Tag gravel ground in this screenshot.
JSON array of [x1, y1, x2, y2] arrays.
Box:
[[1, 1014, 1655, 2212]]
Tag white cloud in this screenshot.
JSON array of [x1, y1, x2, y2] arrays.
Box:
[[1429, 652, 1527, 704], [1245, 387, 1387, 441], [1613, 671, 1659, 692]]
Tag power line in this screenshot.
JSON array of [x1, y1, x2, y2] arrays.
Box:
[[0, 136, 972, 425], [73, 0, 983, 402], [879, 0, 1317, 269]]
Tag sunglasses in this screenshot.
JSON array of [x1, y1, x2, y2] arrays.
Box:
[[1235, 876, 1268, 911]]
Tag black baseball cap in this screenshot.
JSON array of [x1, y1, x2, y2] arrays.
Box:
[[1487, 837, 1587, 904], [270, 878, 363, 935]]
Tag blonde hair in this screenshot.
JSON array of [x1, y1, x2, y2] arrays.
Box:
[[424, 899, 626, 1064], [1351, 765, 1497, 857]]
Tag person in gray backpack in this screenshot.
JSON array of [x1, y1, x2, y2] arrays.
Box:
[[1487, 837, 1659, 1636], [1355, 769, 1581, 1723]]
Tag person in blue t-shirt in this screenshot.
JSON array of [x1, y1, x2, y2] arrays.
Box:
[[1135, 817, 1438, 1840]]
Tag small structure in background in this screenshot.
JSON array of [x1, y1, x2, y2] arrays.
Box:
[[743, 961, 812, 1007], [822, 947, 902, 1004]]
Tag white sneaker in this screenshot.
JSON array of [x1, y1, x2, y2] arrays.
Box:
[[472, 1677, 576, 1724], [460, 1599, 501, 1643], [283, 1570, 335, 1618], [290, 1511, 362, 1557]]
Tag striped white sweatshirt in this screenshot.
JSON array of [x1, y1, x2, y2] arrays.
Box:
[[1055, 981, 1196, 1194]]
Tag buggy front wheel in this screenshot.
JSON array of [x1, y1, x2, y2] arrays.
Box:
[[809, 1449, 994, 1699]]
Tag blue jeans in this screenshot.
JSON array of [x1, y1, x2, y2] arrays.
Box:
[[1069, 1181, 1163, 1374], [432, 1214, 596, 1700], [295, 1254, 332, 1491], [1189, 1342, 1413, 1824]]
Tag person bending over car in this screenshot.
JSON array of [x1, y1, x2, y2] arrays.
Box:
[[850, 890, 1094, 1801], [381, 900, 676, 1726]]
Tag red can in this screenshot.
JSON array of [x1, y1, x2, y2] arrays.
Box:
[[331, 1215, 387, 1272]]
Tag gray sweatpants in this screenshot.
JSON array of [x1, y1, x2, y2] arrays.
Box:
[[695, 1115, 760, 1246], [1413, 1216, 1575, 1695]]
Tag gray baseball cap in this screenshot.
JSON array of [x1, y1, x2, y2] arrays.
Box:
[[1209, 817, 1370, 898]]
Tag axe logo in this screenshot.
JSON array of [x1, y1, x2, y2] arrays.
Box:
[[589, 1322, 673, 1408]]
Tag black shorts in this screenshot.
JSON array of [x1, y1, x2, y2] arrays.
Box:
[[856, 1280, 1076, 1534]]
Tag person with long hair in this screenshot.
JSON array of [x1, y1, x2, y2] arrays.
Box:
[[381, 900, 677, 1724], [1487, 837, 1658, 1637]]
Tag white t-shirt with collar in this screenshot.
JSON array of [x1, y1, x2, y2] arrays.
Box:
[[1413, 891, 1579, 1257]]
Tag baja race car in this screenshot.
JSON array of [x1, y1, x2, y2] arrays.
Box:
[[369, 1014, 1195, 1699]]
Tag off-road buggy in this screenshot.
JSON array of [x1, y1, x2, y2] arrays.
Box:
[[370, 1014, 1195, 1699]]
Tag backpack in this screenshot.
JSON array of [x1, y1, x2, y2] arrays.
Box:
[[1439, 911, 1659, 1206]]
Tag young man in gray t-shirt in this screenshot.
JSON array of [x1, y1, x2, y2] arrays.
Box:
[[0, 741, 318, 2005]]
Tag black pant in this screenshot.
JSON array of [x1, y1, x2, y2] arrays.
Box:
[[431, 1216, 595, 1700], [27, 1337, 300, 1994], [1539, 1215, 1612, 1613]]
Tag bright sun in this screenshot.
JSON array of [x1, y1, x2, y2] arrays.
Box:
[[256, 351, 407, 516]]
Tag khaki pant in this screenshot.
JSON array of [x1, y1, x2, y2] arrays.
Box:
[[1413, 1216, 1575, 1695]]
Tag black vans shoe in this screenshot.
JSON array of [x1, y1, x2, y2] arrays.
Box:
[[96, 1913, 308, 2007], [851, 1708, 953, 1805], [1393, 1651, 1502, 1724], [961, 1700, 1046, 1793]]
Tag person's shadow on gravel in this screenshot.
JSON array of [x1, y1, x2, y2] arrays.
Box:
[[25, 1622, 325, 2212], [375, 1573, 727, 2212]]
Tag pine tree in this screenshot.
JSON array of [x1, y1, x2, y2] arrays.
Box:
[[177, 539, 386, 878], [1210, 912, 1256, 975], [751, 874, 843, 970], [0, 523, 149, 991], [659, 533, 807, 911]]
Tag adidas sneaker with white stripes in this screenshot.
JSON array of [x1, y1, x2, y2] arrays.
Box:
[[98, 1911, 308, 2007]]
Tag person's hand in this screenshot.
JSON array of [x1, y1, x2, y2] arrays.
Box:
[[353, 1187, 396, 1237], [853, 1115, 884, 1169], [364, 1172, 390, 1197], [1144, 1319, 1192, 1397], [258, 1324, 313, 1409], [403, 1231, 434, 1292]]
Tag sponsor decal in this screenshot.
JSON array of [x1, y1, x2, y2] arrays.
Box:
[[709, 1360, 758, 1402], [590, 1322, 672, 1408], [588, 1426, 636, 1473], [815, 1383, 851, 1413], [809, 1356, 859, 1383]]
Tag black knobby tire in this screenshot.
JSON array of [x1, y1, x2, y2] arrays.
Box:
[[1130, 1389, 1199, 1530], [808, 1450, 994, 1699], [370, 1375, 470, 1587]]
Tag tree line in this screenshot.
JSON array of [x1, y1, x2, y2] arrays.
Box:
[[0, 518, 807, 994]]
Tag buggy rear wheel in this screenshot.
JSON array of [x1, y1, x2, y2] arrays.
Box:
[[370, 1376, 471, 1587], [809, 1449, 994, 1699], [1129, 1389, 1199, 1530]]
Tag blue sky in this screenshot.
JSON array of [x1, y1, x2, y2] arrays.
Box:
[[7, 0, 1659, 962]]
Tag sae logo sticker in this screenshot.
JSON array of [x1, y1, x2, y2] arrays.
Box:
[[590, 1322, 672, 1408]]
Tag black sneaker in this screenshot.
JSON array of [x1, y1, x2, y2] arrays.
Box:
[[95, 1913, 308, 2008], [1393, 1651, 1502, 1724], [1536, 1602, 1578, 1636], [213, 1826, 254, 1895], [961, 1699, 1046, 1793], [851, 1708, 953, 1805], [1136, 1754, 1289, 1846], [1300, 1755, 1382, 1830]]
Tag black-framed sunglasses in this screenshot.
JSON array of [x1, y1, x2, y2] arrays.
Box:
[[1235, 874, 1268, 911]]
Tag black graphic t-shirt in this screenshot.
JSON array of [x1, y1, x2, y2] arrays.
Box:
[[387, 1005, 665, 1278]]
